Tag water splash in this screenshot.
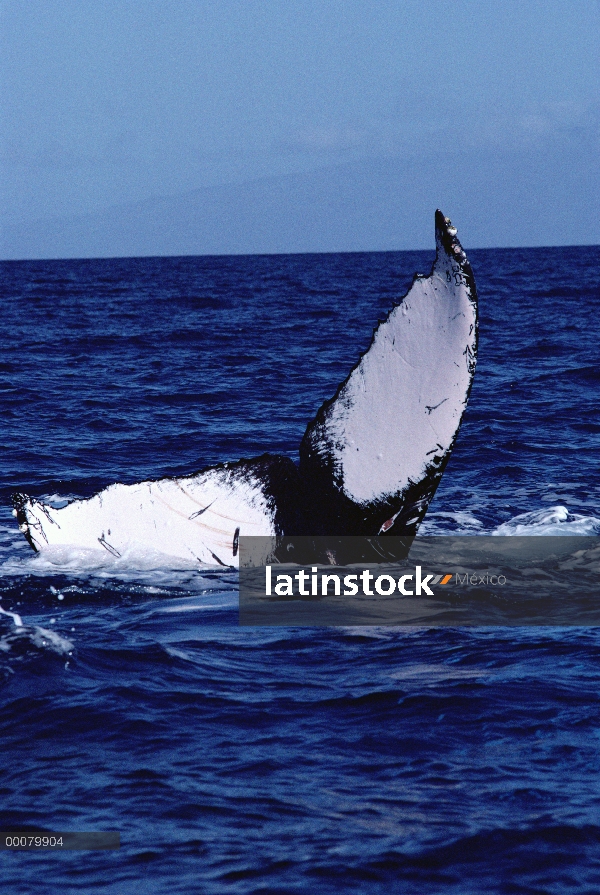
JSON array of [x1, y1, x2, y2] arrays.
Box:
[[493, 505, 600, 536], [0, 605, 23, 628]]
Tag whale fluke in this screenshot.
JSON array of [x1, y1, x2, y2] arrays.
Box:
[[13, 455, 302, 566], [298, 209, 478, 536], [13, 211, 477, 566]]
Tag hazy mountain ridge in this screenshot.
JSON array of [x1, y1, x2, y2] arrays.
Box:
[[2, 142, 598, 259]]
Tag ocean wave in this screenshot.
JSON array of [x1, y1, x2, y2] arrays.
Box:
[[0, 609, 73, 668]]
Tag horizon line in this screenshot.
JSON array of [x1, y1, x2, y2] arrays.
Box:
[[1, 241, 599, 264]]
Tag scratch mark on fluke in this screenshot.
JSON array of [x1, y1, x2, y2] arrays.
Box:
[[425, 398, 449, 414], [98, 536, 121, 558], [189, 500, 216, 520]]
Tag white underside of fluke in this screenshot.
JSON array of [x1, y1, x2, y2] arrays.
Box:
[[305, 248, 476, 504], [18, 469, 275, 568]]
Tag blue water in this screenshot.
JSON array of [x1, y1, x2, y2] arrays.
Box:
[[0, 244, 599, 893]]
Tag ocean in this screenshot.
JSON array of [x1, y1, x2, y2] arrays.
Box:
[[0, 243, 599, 893]]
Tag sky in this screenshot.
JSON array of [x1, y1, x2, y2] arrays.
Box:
[[1, 0, 599, 257]]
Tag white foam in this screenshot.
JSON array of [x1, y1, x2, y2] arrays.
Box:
[[0, 620, 73, 657], [0, 541, 238, 593], [492, 505, 600, 537], [27, 626, 74, 654], [0, 606, 23, 628], [418, 511, 485, 535]]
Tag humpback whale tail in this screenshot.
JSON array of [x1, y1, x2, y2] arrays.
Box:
[[298, 209, 478, 536], [13, 211, 477, 566]]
